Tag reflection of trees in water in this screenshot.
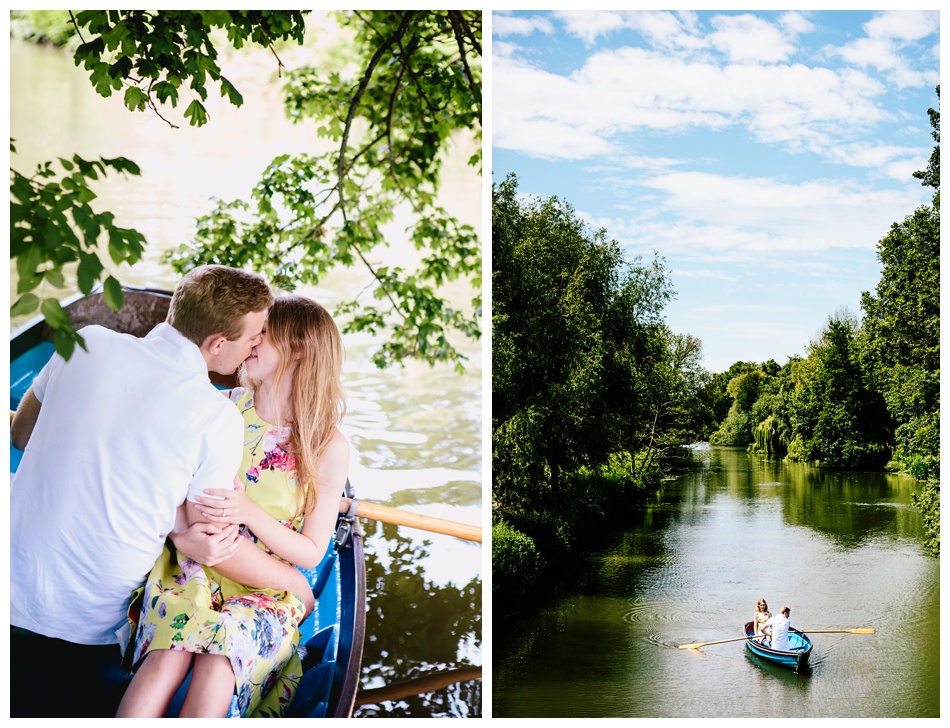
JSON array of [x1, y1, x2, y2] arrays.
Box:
[[355, 520, 482, 718], [683, 448, 924, 548]]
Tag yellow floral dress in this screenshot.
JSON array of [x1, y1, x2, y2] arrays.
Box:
[[131, 388, 306, 717]]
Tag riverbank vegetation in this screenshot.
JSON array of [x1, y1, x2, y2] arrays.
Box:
[[493, 90, 939, 620], [492, 175, 718, 619]]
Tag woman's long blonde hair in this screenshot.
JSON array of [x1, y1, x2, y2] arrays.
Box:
[[241, 294, 346, 521]]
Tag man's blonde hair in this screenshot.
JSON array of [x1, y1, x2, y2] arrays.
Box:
[[167, 265, 273, 345]]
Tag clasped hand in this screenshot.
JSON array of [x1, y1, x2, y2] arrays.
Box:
[[194, 476, 253, 526]]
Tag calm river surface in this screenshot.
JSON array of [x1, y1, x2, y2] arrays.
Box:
[[493, 446, 939, 718], [10, 24, 481, 718]]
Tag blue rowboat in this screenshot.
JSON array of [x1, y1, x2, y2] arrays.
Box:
[[743, 620, 812, 672], [10, 287, 366, 718]]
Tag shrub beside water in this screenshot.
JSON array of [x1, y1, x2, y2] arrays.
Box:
[[492, 521, 543, 619]]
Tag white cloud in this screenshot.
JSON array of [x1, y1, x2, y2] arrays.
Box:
[[494, 42, 890, 164], [619, 10, 707, 54], [708, 13, 801, 64], [492, 13, 555, 38], [863, 9, 939, 42], [778, 11, 815, 36], [554, 10, 627, 44], [492, 55, 621, 159], [831, 10, 939, 89], [588, 171, 926, 259]]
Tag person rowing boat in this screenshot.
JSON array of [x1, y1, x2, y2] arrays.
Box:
[[761, 605, 792, 651]]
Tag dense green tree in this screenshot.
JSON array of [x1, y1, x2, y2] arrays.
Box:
[[861, 86, 939, 554], [492, 175, 716, 618], [706, 361, 751, 424], [787, 312, 892, 468], [634, 331, 714, 471], [11, 10, 482, 368], [709, 363, 760, 446], [492, 174, 675, 511], [860, 87, 939, 473]]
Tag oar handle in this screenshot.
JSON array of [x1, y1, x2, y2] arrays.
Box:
[[800, 628, 875, 634], [678, 634, 758, 650], [339, 497, 482, 543]]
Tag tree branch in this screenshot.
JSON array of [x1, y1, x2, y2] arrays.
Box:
[[337, 11, 416, 220]]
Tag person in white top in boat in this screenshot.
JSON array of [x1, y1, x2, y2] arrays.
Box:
[[762, 605, 793, 651], [10, 265, 314, 717]]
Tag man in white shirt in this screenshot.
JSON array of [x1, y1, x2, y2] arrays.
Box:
[[763, 605, 793, 651], [10, 265, 313, 716]]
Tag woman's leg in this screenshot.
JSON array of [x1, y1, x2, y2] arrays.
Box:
[[115, 649, 193, 717], [178, 653, 236, 717]]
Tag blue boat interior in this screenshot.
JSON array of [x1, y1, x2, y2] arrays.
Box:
[[10, 339, 348, 717], [755, 631, 811, 652]]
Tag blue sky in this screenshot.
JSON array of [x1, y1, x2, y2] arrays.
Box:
[[491, 9, 940, 373]]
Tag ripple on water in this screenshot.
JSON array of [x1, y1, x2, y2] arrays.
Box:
[[622, 598, 716, 650]]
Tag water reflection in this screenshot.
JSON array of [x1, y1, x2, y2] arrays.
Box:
[[356, 524, 482, 718]]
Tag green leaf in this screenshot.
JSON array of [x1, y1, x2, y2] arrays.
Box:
[[152, 80, 179, 106], [43, 267, 66, 288], [40, 297, 71, 329], [219, 76, 243, 107], [10, 293, 40, 318], [16, 245, 43, 286], [53, 332, 76, 360], [77, 253, 105, 295], [103, 275, 125, 312], [183, 99, 208, 127], [123, 86, 149, 112]]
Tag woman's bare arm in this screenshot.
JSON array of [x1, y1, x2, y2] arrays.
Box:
[[184, 500, 314, 617]]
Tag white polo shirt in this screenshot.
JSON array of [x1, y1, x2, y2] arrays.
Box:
[[11, 323, 243, 645]]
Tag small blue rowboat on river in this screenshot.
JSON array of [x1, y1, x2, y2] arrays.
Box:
[[743, 620, 812, 672]]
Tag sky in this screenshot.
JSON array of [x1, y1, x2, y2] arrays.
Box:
[[491, 9, 940, 373]]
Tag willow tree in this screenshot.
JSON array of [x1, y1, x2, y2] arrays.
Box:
[[10, 10, 482, 368]]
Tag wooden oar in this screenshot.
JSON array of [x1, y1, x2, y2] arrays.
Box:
[[355, 666, 481, 706], [339, 497, 481, 543], [678, 634, 760, 650], [800, 628, 875, 634]]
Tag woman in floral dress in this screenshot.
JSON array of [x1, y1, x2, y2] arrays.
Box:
[[117, 296, 349, 717]]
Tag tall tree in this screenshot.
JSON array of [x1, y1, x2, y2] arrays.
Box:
[[860, 86, 939, 472], [492, 174, 674, 510], [861, 86, 939, 555], [787, 312, 892, 468], [10, 10, 482, 368]]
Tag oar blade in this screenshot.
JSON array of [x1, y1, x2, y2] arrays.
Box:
[[849, 628, 875, 634]]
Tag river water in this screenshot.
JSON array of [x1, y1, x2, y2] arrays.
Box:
[[9, 25, 482, 718], [493, 446, 939, 718]]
